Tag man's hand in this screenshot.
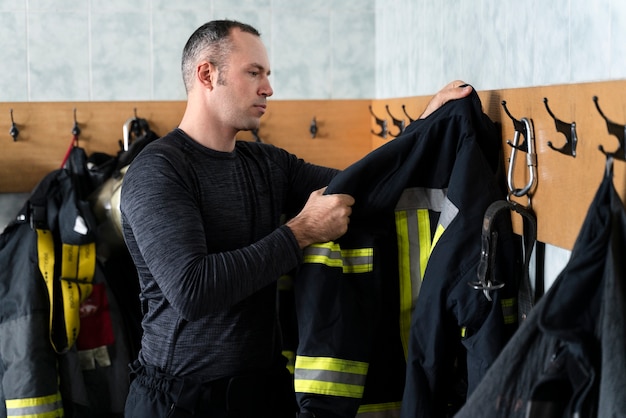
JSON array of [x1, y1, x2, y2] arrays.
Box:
[[286, 187, 355, 249], [419, 80, 473, 119]]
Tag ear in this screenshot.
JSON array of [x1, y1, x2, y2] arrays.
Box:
[[196, 61, 215, 90]]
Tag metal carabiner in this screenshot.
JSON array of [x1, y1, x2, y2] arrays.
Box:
[[506, 117, 537, 198]]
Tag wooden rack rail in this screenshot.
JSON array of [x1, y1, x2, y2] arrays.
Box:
[[2, 80, 625, 250], [371, 80, 626, 250]]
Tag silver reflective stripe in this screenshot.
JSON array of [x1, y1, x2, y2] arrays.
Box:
[[303, 243, 373, 273], [438, 194, 459, 231], [6, 394, 64, 417], [396, 187, 447, 211], [304, 244, 341, 259], [402, 208, 424, 303], [296, 368, 367, 386]]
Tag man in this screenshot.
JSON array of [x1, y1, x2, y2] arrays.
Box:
[[121, 19, 471, 418]]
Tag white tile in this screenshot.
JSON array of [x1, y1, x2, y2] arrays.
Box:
[[151, 0, 212, 11], [271, 0, 330, 11], [91, 11, 152, 100], [0, 0, 24, 12], [89, 0, 150, 12], [330, 10, 375, 98], [609, 0, 626, 79], [570, 0, 611, 82], [503, 0, 535, 88], [28, 12, 90, 101], [152, 11, 206, 100], [0, 11, 27, 101], [27, 0, 87, 12], [532, 1, 570, 86], [271, 11, 331, 99]]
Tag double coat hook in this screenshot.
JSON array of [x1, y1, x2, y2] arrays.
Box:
[[543, 98, 577, 157], [593, 96, 626, 161], [9, 109, 19, 141], [385, 105, 405, 137], [369, 106, 387, 139]]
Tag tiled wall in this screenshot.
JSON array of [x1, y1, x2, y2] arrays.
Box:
[[376, 0, 626, 97], [2, 0, 625, 254], [0, 0, 375, 102], [2, 0, 625, 101]]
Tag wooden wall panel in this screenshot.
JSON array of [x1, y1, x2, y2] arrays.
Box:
[[0, 100, 370, 194], [0, 101, 186, 193], [237, 99, 372, 170], [369, 80, 626, 250], [2, 80, 625, 250], [478, 81, 626, 250]]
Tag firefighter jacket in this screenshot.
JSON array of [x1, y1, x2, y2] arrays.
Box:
[[455, 161, 626, 418], [293, 91, 520, 417], [0, 147, 133, 417]]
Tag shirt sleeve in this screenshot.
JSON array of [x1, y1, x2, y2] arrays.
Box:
[[120, 147, 306, 321]]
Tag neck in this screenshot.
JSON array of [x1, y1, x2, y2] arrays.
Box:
[[179, 103, 238, 152]]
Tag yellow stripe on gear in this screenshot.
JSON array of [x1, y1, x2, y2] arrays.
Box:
[[6, 391, 64, 417], [36, 229, 56, 351], [295, 356, 369, 398], [397, 208, 433, 358], [303, 242, 373, 273], [357, 401, 402, 416], [36, 229, 95, 353]]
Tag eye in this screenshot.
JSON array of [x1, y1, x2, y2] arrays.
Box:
[[249, 71, 259, 77]]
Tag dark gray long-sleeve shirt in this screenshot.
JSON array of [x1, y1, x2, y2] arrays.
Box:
[[120, 128, 337, 380]]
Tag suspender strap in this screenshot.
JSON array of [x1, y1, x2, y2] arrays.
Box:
[[471, 200, 537, 320], [36, 226, 96, 353]]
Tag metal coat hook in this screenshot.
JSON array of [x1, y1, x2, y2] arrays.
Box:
[[501, 100, 537, 200], [385, 105, 406, 137], [501, 101, 531, 152], [593, 96, 626, 161], [310, 117, 318, 138], [9, 109, 19, 141], [543, 98, 577, 157], [71, 108, 81, 145], [369, 106, 387, 139], [401, 104, 417, 123]]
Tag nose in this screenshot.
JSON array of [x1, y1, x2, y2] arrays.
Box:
[[259, 78, 273, 97]]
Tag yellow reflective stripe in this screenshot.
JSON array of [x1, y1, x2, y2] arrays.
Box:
[[303, 243, 373, 273], [295, 379, 365, 398], [61, 244, 81, 349], [60, 242, 96, 351], [6, 392, 64, 417], [417, 209, 432, 278], [357, 401, 401, 416], [294, 356, 368, 398], [296, 356, 369, 374], [36, 229, 55, 351], [431, 223, 445, 251], [501, 297, 517, 325], [282, 350, 295, 375], [395, 211, 412, 358], [37, 229, 96, 353]]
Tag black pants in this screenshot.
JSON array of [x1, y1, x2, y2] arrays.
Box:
[[124, 361, 297, 418]]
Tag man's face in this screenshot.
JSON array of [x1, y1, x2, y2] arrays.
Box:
[[212, 29, 273, 132]]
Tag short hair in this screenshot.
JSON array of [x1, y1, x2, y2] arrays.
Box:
[[181, 20, 261, 93]]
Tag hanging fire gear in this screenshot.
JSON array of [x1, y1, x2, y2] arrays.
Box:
[[0, 145, 140, 417], [455, 157, 626, 418], [293, 91, 520, 417]]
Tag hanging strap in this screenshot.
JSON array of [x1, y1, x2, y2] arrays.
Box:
[[36, 226, 95, 353], [470, 200, 537, 321], [30, 165, 97, 354]]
